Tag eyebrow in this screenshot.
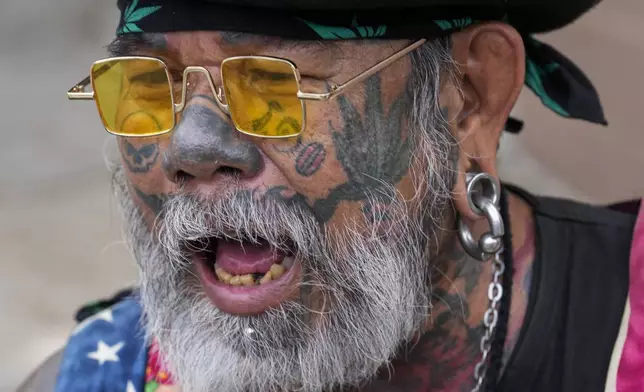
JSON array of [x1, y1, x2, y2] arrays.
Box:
[[107, 32, 337, 59], [107, 33, 167, 57], [219, 31, 266, 46]]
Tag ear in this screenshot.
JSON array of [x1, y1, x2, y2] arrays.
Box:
[[446, 22, 525, 220]]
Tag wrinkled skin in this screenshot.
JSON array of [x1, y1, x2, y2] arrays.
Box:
[[111, 25, 537, 392]]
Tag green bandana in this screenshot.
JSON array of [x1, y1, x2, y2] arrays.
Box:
[[115, 0, 608, 130]]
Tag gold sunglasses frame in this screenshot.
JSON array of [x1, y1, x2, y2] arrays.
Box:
[[67, 38, 426, 139]]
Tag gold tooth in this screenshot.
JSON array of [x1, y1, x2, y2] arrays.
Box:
[[240, 274, 255, 286], [259, 271, 273, 285], [269, 263, 285, 279], [229, 276, 242, 286]]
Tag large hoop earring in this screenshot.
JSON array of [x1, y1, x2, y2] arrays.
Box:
[[458, 172, 505, 261]]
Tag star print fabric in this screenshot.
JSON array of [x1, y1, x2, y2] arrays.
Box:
[[55, 297, 148, 392]]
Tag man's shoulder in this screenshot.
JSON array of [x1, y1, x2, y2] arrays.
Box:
[[508, 183, 638, 231], [536, 196, 638, 229], [16, 350, 63, 392]]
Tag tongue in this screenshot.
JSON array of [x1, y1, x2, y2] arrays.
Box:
[[215, 238, 286, 276]]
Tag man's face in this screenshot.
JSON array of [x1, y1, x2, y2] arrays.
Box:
[[112, 31, 458, 391]]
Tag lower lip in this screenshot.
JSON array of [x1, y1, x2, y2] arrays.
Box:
[[194, 257, 302, 316]]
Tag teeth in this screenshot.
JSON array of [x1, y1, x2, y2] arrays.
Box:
[[259, 271, 273, 285], [215, 267, 232, 283], [240, 274, 255, 286], [229, 276, 242, 286], [213, 259, 293, 285], [269, 263, 285, 279]]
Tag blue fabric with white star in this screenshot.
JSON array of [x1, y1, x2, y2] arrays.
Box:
[[55, 297, 148, 392]]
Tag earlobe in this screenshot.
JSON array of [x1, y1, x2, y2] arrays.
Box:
[[452, 153, 494, 221]]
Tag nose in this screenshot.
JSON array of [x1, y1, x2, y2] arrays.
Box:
[[163, 95, 263, 184]]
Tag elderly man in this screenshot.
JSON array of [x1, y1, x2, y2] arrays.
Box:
[[20, 0, 640, 391]]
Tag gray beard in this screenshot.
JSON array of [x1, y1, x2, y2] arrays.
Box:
[[111, 115, 456, 392]]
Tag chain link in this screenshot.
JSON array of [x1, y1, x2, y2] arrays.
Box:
[[470, 247, 505, 392]]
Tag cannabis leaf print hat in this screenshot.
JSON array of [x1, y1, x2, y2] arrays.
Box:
[[114, 0, 608, 128]]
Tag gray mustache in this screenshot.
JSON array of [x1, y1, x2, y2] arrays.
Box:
[[157, 187, 324, 264]]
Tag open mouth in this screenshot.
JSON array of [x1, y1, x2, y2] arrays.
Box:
[[191, 235, 302, 315]]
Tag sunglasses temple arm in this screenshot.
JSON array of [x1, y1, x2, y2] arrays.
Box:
[[298, 38, 427, 101], [67, 75, 94, 100], [67, 62, 118, 100]]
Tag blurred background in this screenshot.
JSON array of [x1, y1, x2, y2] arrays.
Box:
[[0, 0, 642, 390]]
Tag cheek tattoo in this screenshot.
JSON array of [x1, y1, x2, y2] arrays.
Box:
[[312, 74, 411, 223], [133, 186, 168, 216], [123, 140, 160, 173], [273, 135, 327, 178]]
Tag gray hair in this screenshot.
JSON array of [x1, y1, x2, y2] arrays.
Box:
[[407, 37, 461, 238]]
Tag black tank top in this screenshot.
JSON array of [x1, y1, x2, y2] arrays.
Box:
[[498, 185, 637, 392]]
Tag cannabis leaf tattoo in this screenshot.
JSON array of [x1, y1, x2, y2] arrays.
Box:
[[312, 75, 410, 223]]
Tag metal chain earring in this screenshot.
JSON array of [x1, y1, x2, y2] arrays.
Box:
[[458, 172, 505, 261], [455, 172, 508, 391]]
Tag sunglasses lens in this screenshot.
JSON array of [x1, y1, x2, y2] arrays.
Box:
[[91, 58, 174, 136], [222, 58, 303, 137]]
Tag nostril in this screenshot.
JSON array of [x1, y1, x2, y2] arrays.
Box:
[[175, 170, 195, 184], [216, 166, 243, 177], [171, 166, 243, 185]]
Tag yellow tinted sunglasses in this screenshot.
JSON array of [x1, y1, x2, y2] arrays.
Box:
[[67, 39, 425, 139]]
